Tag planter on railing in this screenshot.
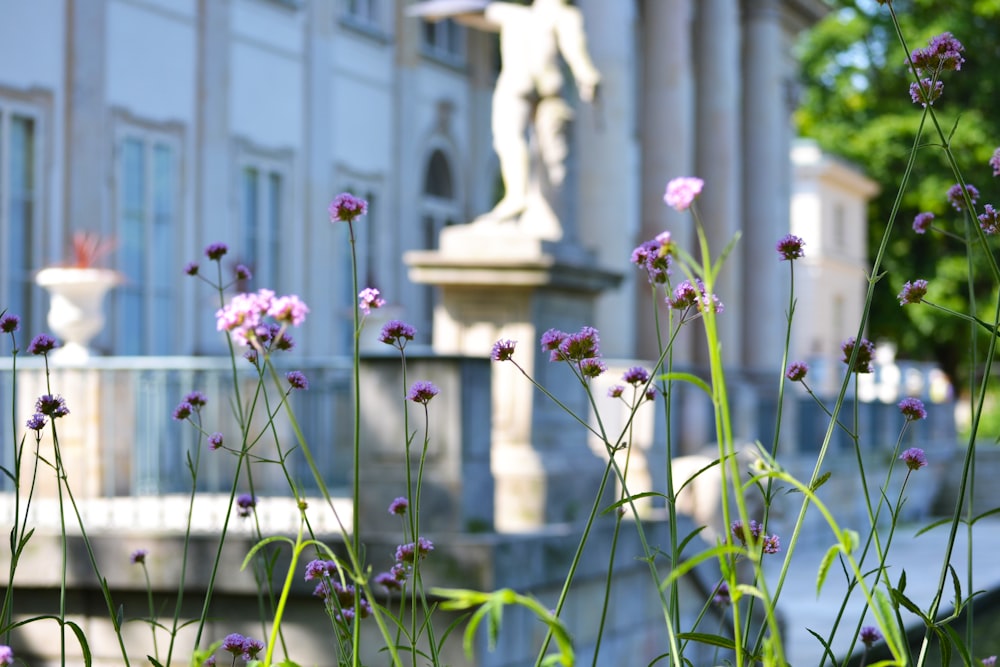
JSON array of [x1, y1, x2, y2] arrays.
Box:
[[35, 267, 121, 364]]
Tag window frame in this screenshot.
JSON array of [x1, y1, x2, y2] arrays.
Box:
[[234, 142, 293, 293]]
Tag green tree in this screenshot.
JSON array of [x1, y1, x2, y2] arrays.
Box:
[[796, 0, 1000, 388]]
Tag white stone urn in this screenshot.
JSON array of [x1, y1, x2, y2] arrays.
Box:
[[35, 267, 121, 363]]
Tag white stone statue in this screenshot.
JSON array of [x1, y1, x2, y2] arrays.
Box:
[[411, 0, 601, 237]]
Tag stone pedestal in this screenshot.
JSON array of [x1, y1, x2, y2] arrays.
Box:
[[406, 223, 620, 532]]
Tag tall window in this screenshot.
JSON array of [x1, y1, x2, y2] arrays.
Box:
[[240, 163, 285, 290], [0, 106, 41, 335], [115, 131, 178, 355], [420, 149, 460, 339], [421, 19, 464, 63]]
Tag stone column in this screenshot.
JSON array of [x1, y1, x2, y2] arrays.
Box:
[[576, 0, 639, 358], [741, 0, 788, 374], [695, 0, 742, 367], [637, 0, 695, 361]]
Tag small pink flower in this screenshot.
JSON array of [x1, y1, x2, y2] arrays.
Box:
[[358, 287, 386, 316], [268, 295, 309, 326], [663, 177, 704, 212]]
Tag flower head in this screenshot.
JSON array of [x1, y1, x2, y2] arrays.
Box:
[[491, 339, 517, 361], [172, 402, 193, 421], [663, 177, 704, 212], [730, 519, 763, 546], [183, 261, 199, 276], [841, 337, 875, 374], [407, 380, 440, 404], [991, 149, 1000, 177], [379, 320, 416, 348], [910, 78, 944, 107], [630, 233, 673, 284], [669, 279, 723, 313], [608, 385, 625, 398], [982, 657, 997, 667], [241, 637, 265, 662], [388, 497, 408, 516], [910, 32, 965, 74], [898, 397, 927, 421], [947, 183, 979, 211], [204, 242, 228, 261], [375, 570, 404, 590], [762, 534, 781, 554], [130, 548, 148, 564], [221, 633, 246, 655], [36, 394, 69, 418], [26, 413, 46, 431], [358, 287, 386, 316], [304, 559, 338, 581], [898, 279, 929, 305], [208, 432, 224, 450], [860, 626, 882, 647], [901, 447, 928, 471], [236, 493, 257, 517], [579, 358, 607, 378], [776, 234, 806, 261], [0, 314, 19, 334], [328, 193, 368, 223], [27, 333, 58, 356], [395, 537, 434, 564], [268, 295, 309, 326], [0, 646, 12, 666], [622, 366, 650, 385], [184, 391, 207, 409], [979, 204, 1000, 235], [913, 212, 934, 234], [235, 264, 252, 281], [558, 326, 601, 362], [286, 371, 309, 390], [644, 386, 657, 402], [713, 582, 731, 607], [540, 328, 568, 358], [785, 361, 808, 382]]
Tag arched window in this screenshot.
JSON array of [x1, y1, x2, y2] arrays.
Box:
[[419, 147, 461, 339], [423, 149, 453, 199]]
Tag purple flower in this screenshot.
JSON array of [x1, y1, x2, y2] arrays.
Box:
[[236, 493, 257, 517], [183, 262, 199, 276], [557, 326, 601, 362], [909, 78, 944, 107], [730, 519, 764, 546], [27, 333, 58, 355], [630, 233, 673, 284], [358, 287, 386, 316], [860, 625, 881, 647], [172, 402, 193, 421], [898, 279, 929, 305], [669, 279, 723, 313], [910, 32, 965, 74], [579, 358, 607, 378], [713, 582, 731, 607], [208, 432, 224, 450], [762, 534, 781, 554], [204, 242, 228, 261], [947, 183, 979, 211], [841, 337, 875, 374], [982, 657, 997, 667], [0, 646, 13, 666], [898, 397, 927, 421], [901, 447, 928, 471], [776, 234, 806, 261], [991, 149, 1000, 177], [0, 314, 19, 334], [663, 177, 704, 212], [268, 295, 309, 326], [241, 637, 265, 662], [622, 366, 650, 385], [235, 264, 252, 281], [644, 386, 657, 402], [26, 413, 46, 431], [379, 320, 416, 348], [540, 328, 568, 360], [304, 559, 338, 581], [786, 361, 809, 382], [375, 570, 404, 590], [184, 391, 207, 409], [130, 549, 148, 564], [388, 497, 408, 516], [286, 371, 309, 390], [328, 193, 369, 223], [36, 394, 69, 419], [221, 633, 246, 655], [491, 339, 517, 361], [608, 385, 625, 398], [407, 380, 439, 404], [913, 212, 934, 234], [979, 204, 1000, 234], [395, 537, 434, 564]]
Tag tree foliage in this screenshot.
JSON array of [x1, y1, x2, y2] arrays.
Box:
[[796, 0, 1000, 386]]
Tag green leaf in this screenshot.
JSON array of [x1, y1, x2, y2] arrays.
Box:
[[810, 471, 832, 492], [658, 372, 712, 397], [890, 585, 932, 625], [816, 544, 841, 596], [676, 632, 737, 651], [805, 628, 838, 665]]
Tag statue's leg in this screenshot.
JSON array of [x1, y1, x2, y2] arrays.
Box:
[[482, 90, 533, 222], [534, 96, 572, 188]]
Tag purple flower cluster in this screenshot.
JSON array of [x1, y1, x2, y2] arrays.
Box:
[[776, 234, 805, 261], [396, 536, 435, 564], [713, 582, 731, 607], [216, 289, 310, 348], [221, 633, 264, 662], [730, 519, 781, 554], [304, 558, 372, 623], [622, 366, 650, 385], [235, 264, 252, 281], [912, 212, 934, 234], [286, 371, 309, 390], [785, 361, 808, 382], [491, 339, 517, 361], [663, 177, 704, 212], [388, 497, 408, 516], [668, 279, 724, 314], [630, 231, 673, 284], [898, 397, 927, 421], [979, 204, 1000, 235], [901, 447, 928, 471], [0, 314, 19, 334], [898, 279, 929, 306], [130, 549, 148, 565], [991, 148, 1000, 177], [379, 320, 416, 349], [841, 337, 875, 374], [407, 380, 440, 404], [328, 193, 369, 223], [541, 326, 608, 379], [0, 645, 12, 667], [208, 432, 224, 450], [304, 558, 338, 582], [907, 33, 964, 106], [983, 656, 998, 667], [26, 413, 46, 431], [205, 242, 228, 261], [36, 394, 69, 419], [947, 183, 979, 212], [909, 78, 943, 107], [358, 287, 386, 316], [27, 333, 58, 356], [236, 493, 256, 518], [860, 625, 882, 647]]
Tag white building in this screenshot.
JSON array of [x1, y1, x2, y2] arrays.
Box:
[[0, 0, 829, 368]]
